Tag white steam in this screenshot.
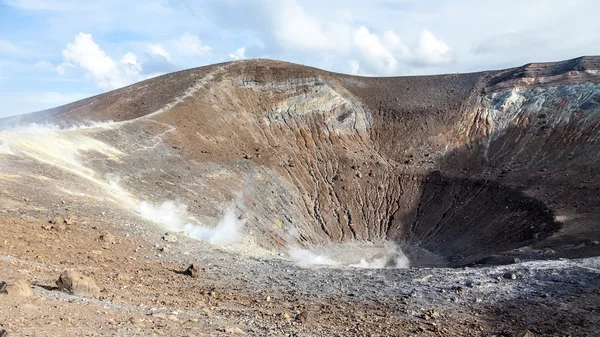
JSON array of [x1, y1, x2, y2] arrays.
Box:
[[105, 173, 121, 189], [138, 200, 245, 246], [139, 200, 187, 229], [183, 207, 245, 245], [0, 121, 114, 132], [289, 242, 410, 269], [288, 247, 339, 268], [350, 244, 410, 269], [0, 140, 11, 154]]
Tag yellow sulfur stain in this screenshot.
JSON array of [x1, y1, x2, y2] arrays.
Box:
[[0, 126, 139, 211]]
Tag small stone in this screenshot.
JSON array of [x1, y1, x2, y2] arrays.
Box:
[[185, 264, 200, 278], [295, 310, 308, 324], [452, 285, 465, 296], [503, 273, 517, 280], [518, 330, 535, 337], [162, 233, 178, 243], [64, 215, 78, 225], [152, 312, 167, 319], [283, 313, 291, 321], [99, 233, 116, 244], [129, 317, 143, 325], [202, 307, 212, 317], [116, 273, 130, 281], [224, 327, 246, 335], [56, 270, 101, 298], [167, 315, 179, 322], [160, 247, 169, 253], [0, 279, 34, 297], [542, 248, 555, 256]]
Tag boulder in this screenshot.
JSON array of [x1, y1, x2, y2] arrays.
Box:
[[56, 270, 101, 298], [0, 279, 34, 297]]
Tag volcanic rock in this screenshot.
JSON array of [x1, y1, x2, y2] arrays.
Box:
[[99, 233, 116, 244], [295, 310, 309, 324], [56, 270, 101, 298], [0, 279, 34, 297], [185, 264, 201, 278], [224, 327, 246, 335], [518, 330, 535, 337], [162, 233, 178, 243], [503, 273, 517, 280]]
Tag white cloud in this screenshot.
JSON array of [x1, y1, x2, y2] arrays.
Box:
[[175, 32, 211, 56], [353, 26, 398, 75], [272, 1, 336, 52], [228, 47, 245, 60], [57, 32, 142, 90], [412, 30, 453, 66], [0, 40, 30, 57], [347, 60, 360, 75], [239, 0, 454, 76], [147, 44, 171, 61]]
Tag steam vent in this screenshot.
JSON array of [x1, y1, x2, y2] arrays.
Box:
[[2, 57, 600, 268]]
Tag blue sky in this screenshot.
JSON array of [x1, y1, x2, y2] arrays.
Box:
[[1, 0, 599, 117]]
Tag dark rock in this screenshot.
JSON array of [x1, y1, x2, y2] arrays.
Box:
[[185, 264, 201, 278], [295, 310, 308, 323], [162, 233, 178, 243], [503, 272, 517, 280]]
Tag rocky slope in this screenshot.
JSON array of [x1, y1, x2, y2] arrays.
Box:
[[2, 57, 600, 268]]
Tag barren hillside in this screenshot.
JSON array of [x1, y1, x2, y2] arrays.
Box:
[[1, 57, 599, 336]]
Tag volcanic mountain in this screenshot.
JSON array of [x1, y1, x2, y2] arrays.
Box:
[[2, 57, 600, 268], [2, 57, 600, 336]]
